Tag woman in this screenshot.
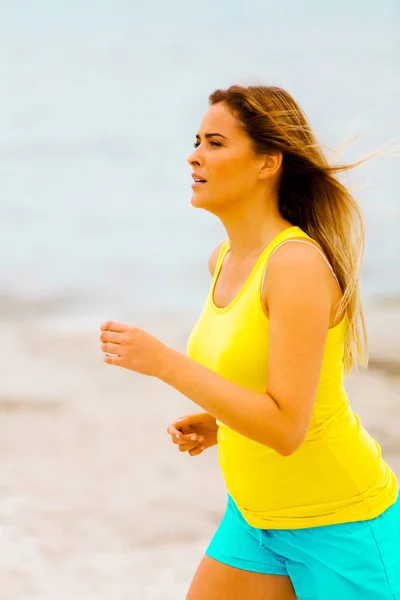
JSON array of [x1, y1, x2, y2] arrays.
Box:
[[99, 85, 399, 599]]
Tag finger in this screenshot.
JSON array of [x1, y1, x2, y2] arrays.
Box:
[[100, 331, 121, 344], [101, 342, 122, 355], [170, 432, 201, 445], [167, 420, 193, 437], [174, 415, 193, 427], [173, 422, 195, 436], [167, 423, 191, 438], [171, 418, 189, 432], [175, 414, 206, 428], [167, 421, 194, 436], [171, 432, 204, 445], [178, 442, 199, 453], [167, 423, 181, 436], [104, 354, 122, 365], [100, 321, 128, 333], [189, 446, 205, 456]]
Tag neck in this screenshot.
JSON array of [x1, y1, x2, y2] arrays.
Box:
[[218, 194, 294, 260]]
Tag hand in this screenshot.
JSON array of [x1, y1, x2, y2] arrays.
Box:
[[100, 320, 170, 377], [167, 412, 219, 456]]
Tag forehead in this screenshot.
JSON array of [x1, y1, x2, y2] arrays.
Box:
[[198, 103, 242, 137]]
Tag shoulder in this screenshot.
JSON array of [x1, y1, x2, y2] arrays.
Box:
[[208, 240, 226, 276], [268, 238, 329, 274], [263, 238, 334, 309]]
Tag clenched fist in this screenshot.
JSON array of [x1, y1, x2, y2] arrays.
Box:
[[167, 412, 219, 456]]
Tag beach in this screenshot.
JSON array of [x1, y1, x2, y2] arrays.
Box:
[[1, 2, 399, 597], [0, 299, 399, 600]]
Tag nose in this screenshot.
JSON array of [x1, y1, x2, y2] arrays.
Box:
[[187, 145, 203, 167]]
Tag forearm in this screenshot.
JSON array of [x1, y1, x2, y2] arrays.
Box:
[[160, 348, 295, 456]]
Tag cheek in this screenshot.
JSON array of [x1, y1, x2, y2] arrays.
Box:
[[213, 154, 244, 186], [217, 158, 253, 195]]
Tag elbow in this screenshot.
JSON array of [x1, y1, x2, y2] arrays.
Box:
[[264, 393, 308, 456], [258, 401, 309, 456], [277, 443, 299, 457], [276, 431, 305, 457]]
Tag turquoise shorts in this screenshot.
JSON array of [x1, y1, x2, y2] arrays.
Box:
[[206, 493, 400, 600]]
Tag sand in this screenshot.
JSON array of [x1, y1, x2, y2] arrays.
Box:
[[0, 300, 399, 599]]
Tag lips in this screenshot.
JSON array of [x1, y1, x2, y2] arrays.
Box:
[[192, 173, 207, 183], [192, 180, 206, 188]]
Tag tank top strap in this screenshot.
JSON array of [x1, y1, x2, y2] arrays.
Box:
[[215, 226, 311, 280], [211, 227, 316, 291], [257, 226, 341, 290], [241, 226, 306, 293], [212, 240, 230, 282], [252, 225, 313, 276], [208, 227, 334, 313]]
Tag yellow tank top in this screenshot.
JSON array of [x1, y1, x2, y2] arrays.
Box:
[[187, 225, 398, 529]]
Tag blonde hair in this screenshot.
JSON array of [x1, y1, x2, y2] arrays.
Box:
[[209, 85, 368, 373]]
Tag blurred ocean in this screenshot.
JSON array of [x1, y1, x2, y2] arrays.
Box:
[[1, 0, 399, 333], [0, 5, 399, 599]]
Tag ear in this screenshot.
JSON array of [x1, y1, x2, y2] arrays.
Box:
[[258, 152, 283, 180]]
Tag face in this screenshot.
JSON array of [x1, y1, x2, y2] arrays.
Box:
[[187, 102, 266, 214]]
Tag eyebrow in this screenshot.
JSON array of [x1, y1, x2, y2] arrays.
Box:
[[195, 133, 228, 140]]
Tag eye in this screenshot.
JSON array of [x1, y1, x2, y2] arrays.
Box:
[[193, 140, 222, 148]]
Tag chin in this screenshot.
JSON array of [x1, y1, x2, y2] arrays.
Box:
[[190, 193, 228, 217], [191, 187, 218, 208], [190, 192, 208, 209]]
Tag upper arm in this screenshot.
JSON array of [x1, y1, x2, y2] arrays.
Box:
[[208, 241, 225, 276], [263, 242, 333, 452]]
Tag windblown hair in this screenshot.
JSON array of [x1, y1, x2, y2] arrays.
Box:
[[209, 85, 368, 373]]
